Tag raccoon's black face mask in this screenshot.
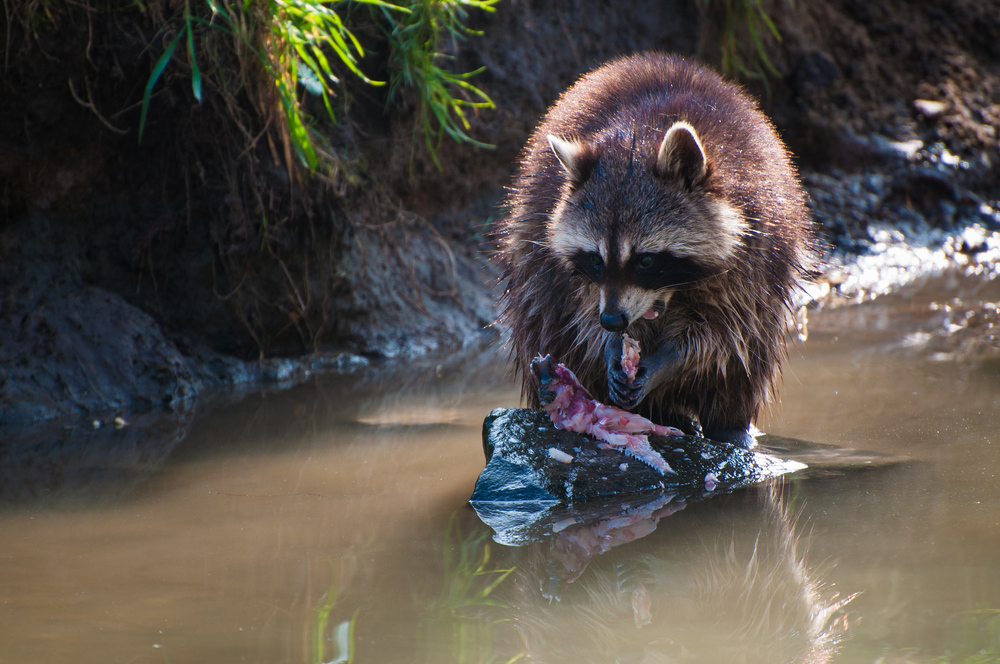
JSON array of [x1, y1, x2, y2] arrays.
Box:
[[545, 124, 748, 328]]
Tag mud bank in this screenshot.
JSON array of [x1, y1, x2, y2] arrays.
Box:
[[2, 0, 998, 427]]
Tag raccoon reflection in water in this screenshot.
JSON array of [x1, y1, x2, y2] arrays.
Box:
[[507, 485, 856, 662]]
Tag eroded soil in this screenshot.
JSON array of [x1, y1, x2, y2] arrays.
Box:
[[1, 0, 999, 424]]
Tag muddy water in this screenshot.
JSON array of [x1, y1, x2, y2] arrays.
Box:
[[3, 274, 1000, 663]]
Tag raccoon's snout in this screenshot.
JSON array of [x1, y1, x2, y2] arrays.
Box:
[[600, 296, 666, 331], [599, 311, 629, 332]]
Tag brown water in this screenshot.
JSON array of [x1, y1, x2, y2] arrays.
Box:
[[2, 273, 1000, 664]]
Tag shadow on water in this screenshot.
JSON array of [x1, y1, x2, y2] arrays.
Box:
[[164, 345, 519, 464], [0, 345, 512, 508], [0, 405, 196, 507]]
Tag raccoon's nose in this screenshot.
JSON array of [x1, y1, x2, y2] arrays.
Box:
[[599, 311, 629, 332]]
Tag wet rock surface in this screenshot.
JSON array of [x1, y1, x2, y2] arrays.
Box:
[[470, 408, 806, 544], [803, 155, 1000, 307], [471, 408, 906, 548]]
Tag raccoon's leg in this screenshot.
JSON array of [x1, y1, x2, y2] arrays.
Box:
[[703, 424, 755, 450], [605, 335, 682, 410], [699, 381, 757, 449]]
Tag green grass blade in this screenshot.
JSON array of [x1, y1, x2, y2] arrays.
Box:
[[293, 43, 324, 83], [188, 13, 234, 34], [757, 5, 782, 41], [354, 0, 409, 11], [748, 12, 780, 76], [320, 88, 334, 120], [474, 566, 514, 599], [347, 608, 359, 664], [185, 17, 202, 102], [307, 40, 340, 85], [276, 77, 318, 169], [139, 31, 182, 144]]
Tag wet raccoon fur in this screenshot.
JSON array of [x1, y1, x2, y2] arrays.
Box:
[[496, 53, 816, 449]]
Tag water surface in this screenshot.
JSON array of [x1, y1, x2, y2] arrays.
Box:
[[2, 273, 1000, 663]]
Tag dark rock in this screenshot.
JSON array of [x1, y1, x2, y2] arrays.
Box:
[[0, 274, 371, 426], [471, 408, 806, 544], [0, 284, 197, 425]]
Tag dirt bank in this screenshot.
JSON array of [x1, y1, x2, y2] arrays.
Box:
[[1, 0, 998, 426]]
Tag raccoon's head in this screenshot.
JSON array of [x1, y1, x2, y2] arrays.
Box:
[[545, 121, 748, 332]]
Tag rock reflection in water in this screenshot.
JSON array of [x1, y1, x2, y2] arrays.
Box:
[[541, 491, 686, 597], [485, 485, 855, 663]]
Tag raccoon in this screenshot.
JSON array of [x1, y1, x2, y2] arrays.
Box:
[[496, 53, 816, 449]]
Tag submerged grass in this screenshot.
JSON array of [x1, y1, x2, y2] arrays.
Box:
[[931, 608, 1000, 664], [311, 584, 359, 664], [306, 517, 519, 663], [421, 513, 521, 663]]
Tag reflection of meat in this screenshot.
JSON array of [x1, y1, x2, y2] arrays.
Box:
[[545, 492, 686, 590], [530, 355, 682, 474], [631, 584, 652, 628], [621, 333, 640, 383]]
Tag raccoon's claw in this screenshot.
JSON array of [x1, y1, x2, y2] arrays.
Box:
[[608, 364, 645, 410], [608, 340, 684, 411]]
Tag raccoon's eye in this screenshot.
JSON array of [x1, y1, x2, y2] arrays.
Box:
[[569, 251, 604, 284], [587, 253, 605, 279], [633, 251, 709, 290]]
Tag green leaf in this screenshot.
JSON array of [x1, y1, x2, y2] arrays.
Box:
[[139, 31, 182, 144]]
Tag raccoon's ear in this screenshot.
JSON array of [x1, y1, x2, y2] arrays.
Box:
[[547, 135, 594, 186], [656, 122, 708, 189]]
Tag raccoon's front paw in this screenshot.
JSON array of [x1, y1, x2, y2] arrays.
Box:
[[607, 362, 644, 410], [606, 337, 682, 410], [605, 335, 643, 410]]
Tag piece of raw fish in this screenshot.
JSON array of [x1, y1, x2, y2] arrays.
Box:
[[530, 355, 681, 474], [621, 333, 641, 383]]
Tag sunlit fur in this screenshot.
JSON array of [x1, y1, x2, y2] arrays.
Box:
[[496, 52, 817, 439]]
